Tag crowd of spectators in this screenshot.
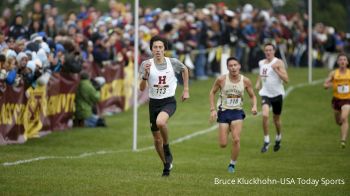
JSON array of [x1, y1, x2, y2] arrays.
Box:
[[0, 0, 349, 97]]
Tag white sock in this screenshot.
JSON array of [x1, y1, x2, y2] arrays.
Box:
[[230, 160, 236, 165], [264, 135, 270, 143], [275, 134, 282, 141]]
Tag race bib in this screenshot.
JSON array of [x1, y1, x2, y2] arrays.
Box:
[[226, 97, 241, 107], [337, 85, 349, 94], [261, 75, 268, 83], [151, 84, 169, 97]]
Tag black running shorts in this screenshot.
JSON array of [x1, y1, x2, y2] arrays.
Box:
[[261, 95, 283, 115], [149, 96, 176, 131]]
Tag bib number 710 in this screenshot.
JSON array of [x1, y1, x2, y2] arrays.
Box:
[[226, 98, 241, 107]]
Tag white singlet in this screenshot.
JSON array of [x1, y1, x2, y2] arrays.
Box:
[[258, 57, 285, 97], [148, 57, 177, 99], [218, 74, 245, 110]]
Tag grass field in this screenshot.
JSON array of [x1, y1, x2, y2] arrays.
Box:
[[0, 67, 349, 195]]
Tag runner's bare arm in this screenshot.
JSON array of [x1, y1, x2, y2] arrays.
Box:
[[324, 71, 335, 89], [244, 77, 257, 115]]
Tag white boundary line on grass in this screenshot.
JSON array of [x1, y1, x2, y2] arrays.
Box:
[[2, 149, 131, 166], [2, 79, 323, 167]]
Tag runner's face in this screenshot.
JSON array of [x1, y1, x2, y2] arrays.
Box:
[[152, 41, 165, 60], [264, 45, 275, 60], [227, 59, 240, 76], [337, 56, 348, 68]]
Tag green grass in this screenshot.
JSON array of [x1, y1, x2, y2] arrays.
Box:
[[1, 68, 349, 195]]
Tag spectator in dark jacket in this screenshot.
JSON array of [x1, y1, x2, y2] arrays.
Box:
[[8, 13, 28, 40], [92, 32, 109, 67]]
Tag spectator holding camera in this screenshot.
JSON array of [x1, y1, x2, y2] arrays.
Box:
[[75, 72, 106, 127]]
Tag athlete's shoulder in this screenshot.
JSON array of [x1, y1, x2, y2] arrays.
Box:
[[169, 58, 186, 71], [215, 74, 226, 84], [141, 58, 152, 65], [258, 59, 267, 66], [242, 75, 252, 84], [328, 70, 336, 78], [275, 58, 284, 65], [333, 69, 339, 75], [169, 57, 182, 64], [214, 75, 226, 88]]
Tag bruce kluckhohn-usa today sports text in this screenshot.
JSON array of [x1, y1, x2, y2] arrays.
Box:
[[214, 177, 345, 186]]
